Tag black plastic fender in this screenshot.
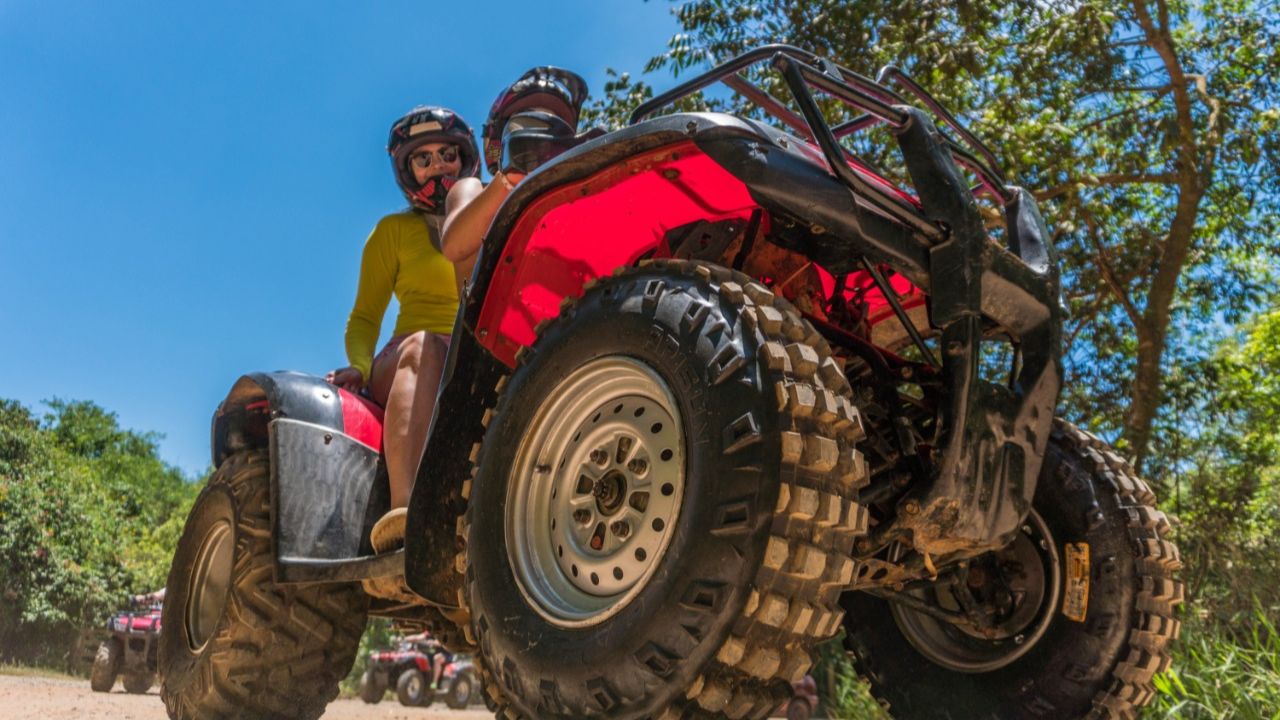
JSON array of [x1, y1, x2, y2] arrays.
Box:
[[209, 371, 395, 583], [403, 318, 507, 606], [211, 371, 344, 467]]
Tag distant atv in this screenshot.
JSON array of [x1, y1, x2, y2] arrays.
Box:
[[159, 44, 1182, 720], [91, 601, 161, 694], [358, 636, 480, 709], [773, 675, 819, 720]]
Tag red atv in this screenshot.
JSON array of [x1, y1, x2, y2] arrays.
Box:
[[772, 676, 819, 720], [358, 635, 481, 709], [91, 599, 162, 694], [159, 45, 1182, 720]]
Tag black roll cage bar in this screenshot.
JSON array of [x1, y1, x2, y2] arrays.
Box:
[[631, 44, 1014, 240]]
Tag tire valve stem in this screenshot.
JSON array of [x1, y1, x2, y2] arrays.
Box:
[[591, 523, 606, 550]]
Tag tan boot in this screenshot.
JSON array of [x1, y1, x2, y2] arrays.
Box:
[[370, 507, 408, 554]]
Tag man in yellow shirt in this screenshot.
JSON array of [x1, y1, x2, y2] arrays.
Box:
[[326, 106, 480, 553]]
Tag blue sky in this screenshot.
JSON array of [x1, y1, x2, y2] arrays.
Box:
[[0, 1, 681, 475]]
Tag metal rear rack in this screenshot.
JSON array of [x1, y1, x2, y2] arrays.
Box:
[[630, 45, 1014, 241]]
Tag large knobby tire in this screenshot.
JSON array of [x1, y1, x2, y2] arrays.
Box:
[[842, 420, 1183, 719], [159, 450, 369, 720], [461, 260, 869, 719], [396, 668, 429, 707], [123, 670, 154, 694], [90, 638, 121, 692]]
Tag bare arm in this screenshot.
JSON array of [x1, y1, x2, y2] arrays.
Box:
[[439, 172, 523, 264]]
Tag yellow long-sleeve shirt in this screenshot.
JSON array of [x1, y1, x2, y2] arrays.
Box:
[[344, 211, 459, 383]]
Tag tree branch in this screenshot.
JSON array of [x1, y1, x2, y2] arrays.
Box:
[[1075, 84, 1173, 101], [1036, 172, 1179, 202], [1189, 73, 1224, 153], [1076, 92, 1169, 132], [1083, 218, 1143, 329], [1132, 0, 1197, 163]]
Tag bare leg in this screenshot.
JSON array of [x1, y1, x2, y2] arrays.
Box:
[[372, 332, 449, 509], [432, 654, 446, 688]]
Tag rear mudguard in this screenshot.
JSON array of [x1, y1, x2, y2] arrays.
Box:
[[211, 371, 401, 583]]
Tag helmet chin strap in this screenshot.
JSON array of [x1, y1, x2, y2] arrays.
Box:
[[410, 175, 457, 212]]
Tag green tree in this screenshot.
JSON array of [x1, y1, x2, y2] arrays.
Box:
[[0, 398, 200, 667], [590, 0, 1279, 468], [1159, 304, 1280, 622]]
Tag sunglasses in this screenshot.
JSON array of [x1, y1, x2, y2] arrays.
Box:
[[408, 146, 460, 169]]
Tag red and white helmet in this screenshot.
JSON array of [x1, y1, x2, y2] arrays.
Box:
[[481, 67, 588, 175]]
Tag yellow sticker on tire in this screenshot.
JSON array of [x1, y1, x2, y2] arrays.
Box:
[[1062, 542, 1090, 622]]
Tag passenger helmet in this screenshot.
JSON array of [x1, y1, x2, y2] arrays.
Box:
[[387, 106, 481, 209], [482, 67, 588, 175]]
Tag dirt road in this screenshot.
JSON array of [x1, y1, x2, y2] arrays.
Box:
[[0, 674, 494, 720]]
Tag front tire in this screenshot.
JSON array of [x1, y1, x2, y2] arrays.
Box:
[[842, 420, 1183, 718], [463, 261, 868, 719], [159, 450, 369, 720], [90, 638, 121, 692], [396, 668, 429, 707]]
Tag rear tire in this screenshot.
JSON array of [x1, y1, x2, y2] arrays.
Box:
[[159, 450, 369, 720], [842, 420, 1183, 718], [445, 669, 477, 709], [90, 638, 121, 692], [123, 670, 154, 694], [396, 668, 429, 707], [463, 260, 868, 719]]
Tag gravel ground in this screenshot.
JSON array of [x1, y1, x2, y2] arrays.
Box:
[[0, 674, 494, 720]]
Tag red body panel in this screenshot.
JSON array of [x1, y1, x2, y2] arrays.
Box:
[[475, 138, 929, 367], [371, 648, 433, 673], [111, 609, 162, 634], [476, 142, 763, 366], [338, 389, 384, 452]]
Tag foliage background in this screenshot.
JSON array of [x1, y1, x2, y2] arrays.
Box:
[[0, 399, 201, 669]]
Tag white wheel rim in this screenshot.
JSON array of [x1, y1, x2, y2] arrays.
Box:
[[505, 356, 686, 628]]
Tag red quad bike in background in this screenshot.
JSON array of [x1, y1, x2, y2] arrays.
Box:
[[91, 599, 162, 694], [159, 45, 1183, 720], [359, 634, 481, 708], [772, 676, 819, 720]]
